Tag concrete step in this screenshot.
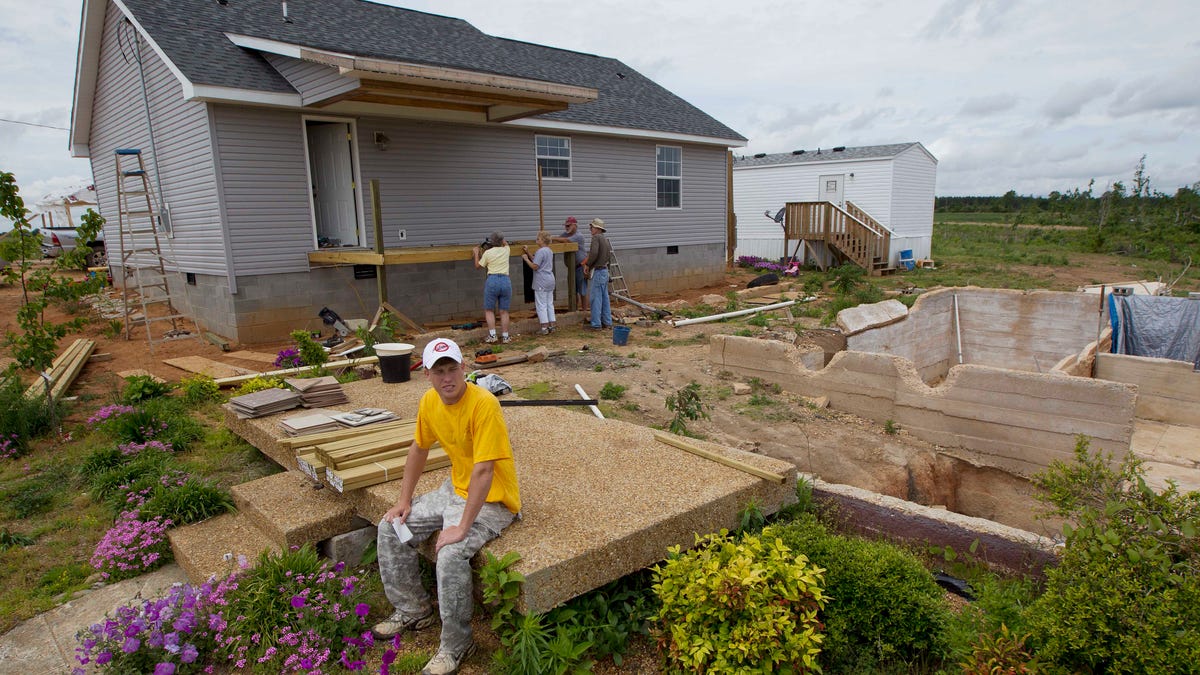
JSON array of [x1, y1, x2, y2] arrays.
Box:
[[168, 512, 281, 584], [230, 471, 361, 549]]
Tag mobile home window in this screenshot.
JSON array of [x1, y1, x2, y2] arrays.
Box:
[[656, 145, 681, 208], [536, 135, 571, 179]]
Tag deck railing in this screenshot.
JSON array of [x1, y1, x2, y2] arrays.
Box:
[[783, 201, 891, 271]]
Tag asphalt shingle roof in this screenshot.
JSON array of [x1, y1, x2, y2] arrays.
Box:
[[733, 143, 921, 168], [118, 0, 744, 142]]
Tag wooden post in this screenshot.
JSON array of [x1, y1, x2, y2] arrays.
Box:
[[370, 179, 387, 304], [536, 166, 545, 232]]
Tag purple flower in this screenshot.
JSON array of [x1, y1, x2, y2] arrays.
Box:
[[290, 595, 306, 609], [96, 651, 113, 665], [154, 663, 176, 675], [122, 636, 140, 653], [181, 643, 199, 664], [354, 603, 370, 618]]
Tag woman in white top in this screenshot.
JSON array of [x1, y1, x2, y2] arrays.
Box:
[[521, 231, 556, 334], [472, 231, 512, 343]]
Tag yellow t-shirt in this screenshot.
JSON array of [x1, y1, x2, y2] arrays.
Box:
[[480, 245, 511, 275], [414, 382, 521, 513]]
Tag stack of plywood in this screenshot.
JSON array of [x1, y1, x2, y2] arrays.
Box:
[[279, 420, 446, 492]]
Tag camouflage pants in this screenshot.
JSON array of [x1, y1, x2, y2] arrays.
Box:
[[377, 479, 515, 656]]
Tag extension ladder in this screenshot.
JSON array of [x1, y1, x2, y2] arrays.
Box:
[[113, 148, 199, 350]]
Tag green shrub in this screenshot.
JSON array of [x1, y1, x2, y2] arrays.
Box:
[[771, 514, 952, 671], [599, 381, 627, 400], [1026, 437, 1200, 673], [959, 624, 1041, 674], [801, 275, 824, 296], [234, 375, 286, 396], [179, 373, 221, 405], [138, 476, 235, 525], [290, 329, 329, 367], [0, 528, 36, 551], [120, 374, 173, 404], [89, 452, 172, 505], [654, 528, 827, 673], [79, 445, 127, 480], [665, 382, 708, 436], [3, 475, 63, 518], [0, 375, 63, 458]]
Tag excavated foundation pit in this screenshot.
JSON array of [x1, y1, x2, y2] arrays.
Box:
[[713, 286, 1200, 539]]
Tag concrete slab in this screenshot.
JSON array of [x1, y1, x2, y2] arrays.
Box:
[[836, 298, 907, 335], [223, 378, 798, 612], [0, 565, 188, 675], [1131, 418, 1200, 492], [169, 512, 282, 584], [231, 470, 359, 548]]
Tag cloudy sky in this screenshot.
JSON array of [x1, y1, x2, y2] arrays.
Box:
[[1, 0, 1198, 207]]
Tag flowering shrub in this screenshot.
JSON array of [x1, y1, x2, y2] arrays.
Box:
[[274, 347, 303, 368], [736, 255, 800, 275], [77, 547, 378, 673], [118, 440, 174, 456], [87, 404, 137, 429], [90, 510, 173, 581], [0, 433, 20, 460]]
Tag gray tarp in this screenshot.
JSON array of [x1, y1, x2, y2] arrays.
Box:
[[1110, 294, 1200, 370]]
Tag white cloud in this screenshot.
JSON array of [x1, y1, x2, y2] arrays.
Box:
[[1041, 79, 1117, 122], [960, 94, 1019, 117]]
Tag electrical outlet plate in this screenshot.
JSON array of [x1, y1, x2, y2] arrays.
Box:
[[397, 229, 407, 241]]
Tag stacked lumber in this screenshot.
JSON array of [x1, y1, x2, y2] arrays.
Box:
[[283, 419, 447, 493], [23, 338, 95, 400]]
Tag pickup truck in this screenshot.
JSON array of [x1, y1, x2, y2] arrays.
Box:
[[41, 227, 107, 267]]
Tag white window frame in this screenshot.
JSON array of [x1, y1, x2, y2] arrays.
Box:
[[656, 145, 682, 209], [535, 135, 572, 180]]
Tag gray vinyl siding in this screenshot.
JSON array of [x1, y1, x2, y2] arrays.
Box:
[[889, 145, 937, 239], [358, 118, 727, 251], [86, 1, 225, 274], [264, 54, 359, 106], [213, 104, 315, 276]]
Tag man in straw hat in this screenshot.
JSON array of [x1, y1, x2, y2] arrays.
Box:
[[374, 337, 521, 674], [581, 218, 613, 330]]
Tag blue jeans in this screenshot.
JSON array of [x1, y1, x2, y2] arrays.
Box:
[[574, 265, 588, 299], [589, 267, 611, 327], [483, 274, 511, 311]]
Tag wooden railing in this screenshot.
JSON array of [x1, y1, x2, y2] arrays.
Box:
[[783, 201, 891, 272]]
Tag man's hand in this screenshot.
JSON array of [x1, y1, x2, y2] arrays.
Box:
[[435, 524, 468, 553], [383, 501, 411, 524]]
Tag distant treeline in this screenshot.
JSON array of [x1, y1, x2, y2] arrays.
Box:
[[935, 158, 1199, 264]]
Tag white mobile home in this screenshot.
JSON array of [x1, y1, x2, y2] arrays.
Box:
[[733, 143, 937, 268]]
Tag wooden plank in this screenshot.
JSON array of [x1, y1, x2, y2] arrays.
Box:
[[277, 418, 409, 448], [87, 353, 114, 363], [307, 242, 577, 268], [163, 356, 258, 379], [24, 339, 92, 399], [653, 431, 786, 483], [326, 449, 451, 493], [50, 340, 96, 400], [381, 301, 426, 335], [226, 350, 280, 364], [204, 332, 231, 351], [213, 356, 380, 387]]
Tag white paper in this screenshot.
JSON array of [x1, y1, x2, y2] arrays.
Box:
[[382, 518, 413, 543]]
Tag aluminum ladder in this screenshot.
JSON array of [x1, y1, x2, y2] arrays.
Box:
[[113, 148, 199, 350], [606, 250, 631, 299]]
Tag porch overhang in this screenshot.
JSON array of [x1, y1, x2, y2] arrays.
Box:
[[301, 50, 597, 122]]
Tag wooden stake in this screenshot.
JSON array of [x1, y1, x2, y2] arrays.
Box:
[[653, 431, 786, 483], [536, 166, 544, 232]]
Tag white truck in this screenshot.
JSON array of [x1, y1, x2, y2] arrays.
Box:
[[41, 226, 107, 267]]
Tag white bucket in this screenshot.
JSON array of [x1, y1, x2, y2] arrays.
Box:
[[374, 343, 414, 357]]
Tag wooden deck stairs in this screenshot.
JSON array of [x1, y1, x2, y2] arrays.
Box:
[[783, 200, 895, 275]]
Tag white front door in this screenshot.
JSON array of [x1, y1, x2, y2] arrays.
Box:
[[819, 174, 845, 207], [307, 121, 361, 247]]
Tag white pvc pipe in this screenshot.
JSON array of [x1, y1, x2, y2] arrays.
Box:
[[953, 293, 964, 365], [668, 299, 805, 327], [575, 384, 604, 419]]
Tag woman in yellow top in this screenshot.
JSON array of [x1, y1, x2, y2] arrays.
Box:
[[472, 231, 512, 343]]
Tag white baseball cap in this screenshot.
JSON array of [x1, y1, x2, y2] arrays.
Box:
[[422, 338, 464, 369]]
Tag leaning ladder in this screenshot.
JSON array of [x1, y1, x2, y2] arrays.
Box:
[[113, 148, 199, 350], [606, 250, 632, 300]]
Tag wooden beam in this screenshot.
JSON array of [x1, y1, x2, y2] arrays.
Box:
[[488, 105, 567, 123], [346, 92, 486, 113], [358, 79, 583, 108], [308, 242, 578, 267], [653, 431, 787, 483], [213, 356, 380, 387], [381, 301, 426, 335], [308, 250, 385, 265]]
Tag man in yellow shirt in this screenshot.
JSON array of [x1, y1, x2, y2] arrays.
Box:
[[374, 337, 521, 675]]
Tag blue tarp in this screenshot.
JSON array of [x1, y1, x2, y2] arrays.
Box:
[[1109, 294, 1200, 370]]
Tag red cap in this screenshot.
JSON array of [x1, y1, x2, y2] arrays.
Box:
[[565, 216, 578, 225]]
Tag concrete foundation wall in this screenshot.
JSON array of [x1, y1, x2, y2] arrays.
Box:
[[1096, 353, 1200, 427], [160, 242, 724, 344], [712, 334, 1137, 475], [847, 288, 1102, 382]]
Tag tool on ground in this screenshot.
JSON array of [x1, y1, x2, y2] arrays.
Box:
[[499, 399, 598, 407], [319, 307, 352, 337]]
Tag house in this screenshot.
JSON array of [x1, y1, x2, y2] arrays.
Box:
[[70, 0, 745, 343], [732, 143, 936, 269]]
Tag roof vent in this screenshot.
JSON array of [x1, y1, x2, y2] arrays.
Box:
[[215, 0, 228, 5], [616, 72, 626, 79], [282, 1, 293, 23], [792, 150, 805, 155], [753, 153, 767, 159], [832, 146, 846, 152]]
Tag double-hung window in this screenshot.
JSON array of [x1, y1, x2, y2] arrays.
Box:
[[656, 145, 682, 208], [536, 135, 571, 179]]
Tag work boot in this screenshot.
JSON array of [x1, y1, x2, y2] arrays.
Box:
[[371, 608, 436, 639], [421, 642, 476, 675]]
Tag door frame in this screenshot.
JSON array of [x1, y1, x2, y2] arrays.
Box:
[[300, 114, 367, 249], [818, 173, 845, 207]]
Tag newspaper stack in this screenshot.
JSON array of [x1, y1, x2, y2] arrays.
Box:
[[285, 376, 350, 407], [229, 387, 302, 419], [279, 411, 341, 436], [329, 408, 399, 428]]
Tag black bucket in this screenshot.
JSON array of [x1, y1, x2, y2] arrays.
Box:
[[375, 343, 414, 383]]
